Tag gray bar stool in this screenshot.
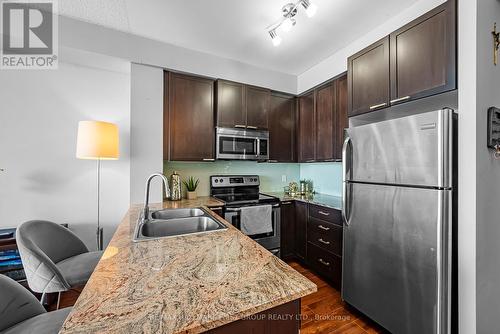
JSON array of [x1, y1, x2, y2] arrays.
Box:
[[16, 220, 103, 308], [0, 274, 71, 334]]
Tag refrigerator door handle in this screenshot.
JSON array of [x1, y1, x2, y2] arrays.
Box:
[[342, 136, 352, 225]]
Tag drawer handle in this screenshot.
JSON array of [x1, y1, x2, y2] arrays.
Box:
[[318, 258, 330, 266], [390, 96, 411, 104], [305, 160, 316, 163], [318, 211, 330, 216], [318, 238, 330, 245], [369, 102, 387, 110], [318, 225, 330, 231], [246, 126, 258, 130], [268, 160, 278, 163], [282, 201, 293, 205], [210, 207, 223, 210], [234, 125, 246, 129], [203, 158, 215, 162]]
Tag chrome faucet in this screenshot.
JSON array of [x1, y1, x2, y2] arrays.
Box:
[[144, 173, 170, 219]]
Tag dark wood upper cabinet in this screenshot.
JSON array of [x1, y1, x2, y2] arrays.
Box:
[[216, 80, 270, 130], [298, 91, 316, 162], [390, 0, 456, 103], [216, 80, 246, 128], [348, 1, 456, 116], [269, 93, 296, 162], [246, 86, 270, 130], [348, 37, 391, 117], [334, 75, 348, 160], [164, 72, 215, 161], [315, 81, 336, 161]]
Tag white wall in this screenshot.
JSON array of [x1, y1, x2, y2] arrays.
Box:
[[130, 63, 164, 204], [297, 0, 446, 93], [457, 0, 477, 332], [0, 55, 131, 250], [474, 0, 500, 332], [58, 16, 297, 94]]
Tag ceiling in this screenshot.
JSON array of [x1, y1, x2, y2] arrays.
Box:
[[59, 0, 420, 75]]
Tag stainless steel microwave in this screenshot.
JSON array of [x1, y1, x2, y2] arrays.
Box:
[[216, 127, 269, 161]]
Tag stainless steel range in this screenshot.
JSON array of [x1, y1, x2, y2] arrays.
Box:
[[210, 175, 281, 256]]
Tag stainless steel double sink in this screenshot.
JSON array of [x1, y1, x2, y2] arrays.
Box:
[[133, 207, 227, 242]]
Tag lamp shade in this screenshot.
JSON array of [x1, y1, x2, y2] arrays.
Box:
[[76, 121, 119, 160]]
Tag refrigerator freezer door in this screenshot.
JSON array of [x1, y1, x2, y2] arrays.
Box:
[[345, 109, 453, 188], [342, 183, 451, 334]]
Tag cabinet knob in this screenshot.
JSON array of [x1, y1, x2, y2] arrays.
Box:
[[318, 238, 331, 245], [318, 258, 331, 266]]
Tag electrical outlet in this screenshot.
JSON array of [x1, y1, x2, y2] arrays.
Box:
[[281, 175, 287, 183]]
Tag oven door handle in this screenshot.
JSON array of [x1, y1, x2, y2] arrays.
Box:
[[226, 204, 280, 212]]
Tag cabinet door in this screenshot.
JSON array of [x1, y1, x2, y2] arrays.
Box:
[[334, 74, 348, 160], [295, 201, 308, 260], [246, 86, 270, 130], [348, 37, 390, 116], [269, 94, 295, 162], [280, 201, 296, 259], [298, 92, 316, 162], [216, 80, 246, 128], [166, 72, 215, 161], [315, 82, 335, 161], [390, 1, 456, 104]]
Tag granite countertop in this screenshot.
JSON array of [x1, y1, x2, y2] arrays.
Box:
[[60, 196, 316, 334], [264, 192, 343, 210]]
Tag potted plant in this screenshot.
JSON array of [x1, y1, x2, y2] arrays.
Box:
[[183, 176, 200, 200]]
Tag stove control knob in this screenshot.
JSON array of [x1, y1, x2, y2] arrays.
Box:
[[214, 179, 218, 183], [219, 178, 223, 183]]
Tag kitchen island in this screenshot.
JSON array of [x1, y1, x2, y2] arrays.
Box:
[[60, 197, 317, 333]]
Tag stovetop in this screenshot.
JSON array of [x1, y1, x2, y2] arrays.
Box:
[[210, 175, 279, 206], [213, 193, 279, 206]]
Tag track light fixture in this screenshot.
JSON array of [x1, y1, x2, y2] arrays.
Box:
[[267, 0, 318, 46]]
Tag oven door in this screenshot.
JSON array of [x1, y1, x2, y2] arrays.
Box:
[[217, 135, 258, 160], [224, 205, 280, 250]]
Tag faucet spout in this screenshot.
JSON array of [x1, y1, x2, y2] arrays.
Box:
[[144, 173, 170, 219]]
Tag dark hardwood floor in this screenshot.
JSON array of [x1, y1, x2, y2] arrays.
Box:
[[47, 262, 386, 333], [287, 260, 387, 334]]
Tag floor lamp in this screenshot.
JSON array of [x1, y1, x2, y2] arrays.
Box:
[[76, 121, 119, 250]]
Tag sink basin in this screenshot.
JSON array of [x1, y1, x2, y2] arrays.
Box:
[[140, 217, 226, 238], [151, 208, 205, 220], [133, 207, 227, 242]]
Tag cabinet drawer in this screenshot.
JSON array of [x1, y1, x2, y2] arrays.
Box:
[[309, 204, 341, 225], [307, 242, 342, 287], [307, 218, 342, 256]]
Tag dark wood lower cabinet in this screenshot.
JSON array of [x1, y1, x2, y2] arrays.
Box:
[[280, 201, 296, 259], [280, 200, 343, 289], [206, 300, 300, 334], [294, 201, 308, 260], [306, 243, 342, 289]]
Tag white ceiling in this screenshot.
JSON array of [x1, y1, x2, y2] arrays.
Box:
[[59, 0, 420, 75]]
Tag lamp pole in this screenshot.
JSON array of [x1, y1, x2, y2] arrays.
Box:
[[97, 158, 103, 250]]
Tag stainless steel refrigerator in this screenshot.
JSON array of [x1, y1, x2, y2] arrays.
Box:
[[341, 109, 455, 334]]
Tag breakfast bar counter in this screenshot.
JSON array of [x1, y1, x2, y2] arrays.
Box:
[[60, 197, 316, 333]]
